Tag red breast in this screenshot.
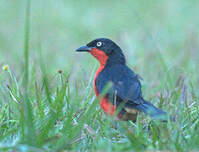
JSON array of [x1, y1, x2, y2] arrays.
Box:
[[90, 48, 115, 116]]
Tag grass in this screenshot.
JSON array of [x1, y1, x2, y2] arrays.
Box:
[[0, 0, 199, 151]]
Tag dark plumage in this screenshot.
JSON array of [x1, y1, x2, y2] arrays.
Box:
[[76, 38, 170, 122]]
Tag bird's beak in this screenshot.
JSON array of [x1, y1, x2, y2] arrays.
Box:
[[76, 45, 92, 52]]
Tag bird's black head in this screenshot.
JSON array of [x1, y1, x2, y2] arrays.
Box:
[[76, 38, 126, 66]]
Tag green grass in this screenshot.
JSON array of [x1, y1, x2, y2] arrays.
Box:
[[0, 0, 199, 151]]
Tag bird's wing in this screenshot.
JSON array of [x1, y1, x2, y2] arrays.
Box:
[[112, 65, 142, 104], [96, 64, 143, 104]]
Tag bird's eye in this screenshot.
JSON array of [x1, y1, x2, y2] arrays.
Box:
[[96, 42, 102, 47]]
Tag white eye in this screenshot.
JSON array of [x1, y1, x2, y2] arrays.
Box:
[[96, 41, 102, 47]]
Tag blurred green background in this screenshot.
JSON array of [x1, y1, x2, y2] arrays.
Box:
[[1, 0, 199, 98], [1, 0, 198, 80], [0, 0, 199, 151]]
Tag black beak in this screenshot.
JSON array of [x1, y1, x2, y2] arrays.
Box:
[[76, 45, 92, 52]]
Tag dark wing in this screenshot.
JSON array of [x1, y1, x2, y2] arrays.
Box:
[[96, 64, 143, 105]]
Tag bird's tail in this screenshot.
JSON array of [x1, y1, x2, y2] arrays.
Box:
[[135, 98, 169, 121]]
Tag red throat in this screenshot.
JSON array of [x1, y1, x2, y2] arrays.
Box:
[[91, 48, 108, 96], [90, 48, 108, 66]]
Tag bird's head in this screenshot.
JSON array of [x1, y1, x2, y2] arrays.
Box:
[[76, 38, 126, 66]]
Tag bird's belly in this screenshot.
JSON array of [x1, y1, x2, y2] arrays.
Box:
[[100, 97, 116, 116], [99, 97, 138, 122], [117, 112, 137, 122]]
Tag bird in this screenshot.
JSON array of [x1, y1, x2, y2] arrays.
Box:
[[76, 38, 170, 122]]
